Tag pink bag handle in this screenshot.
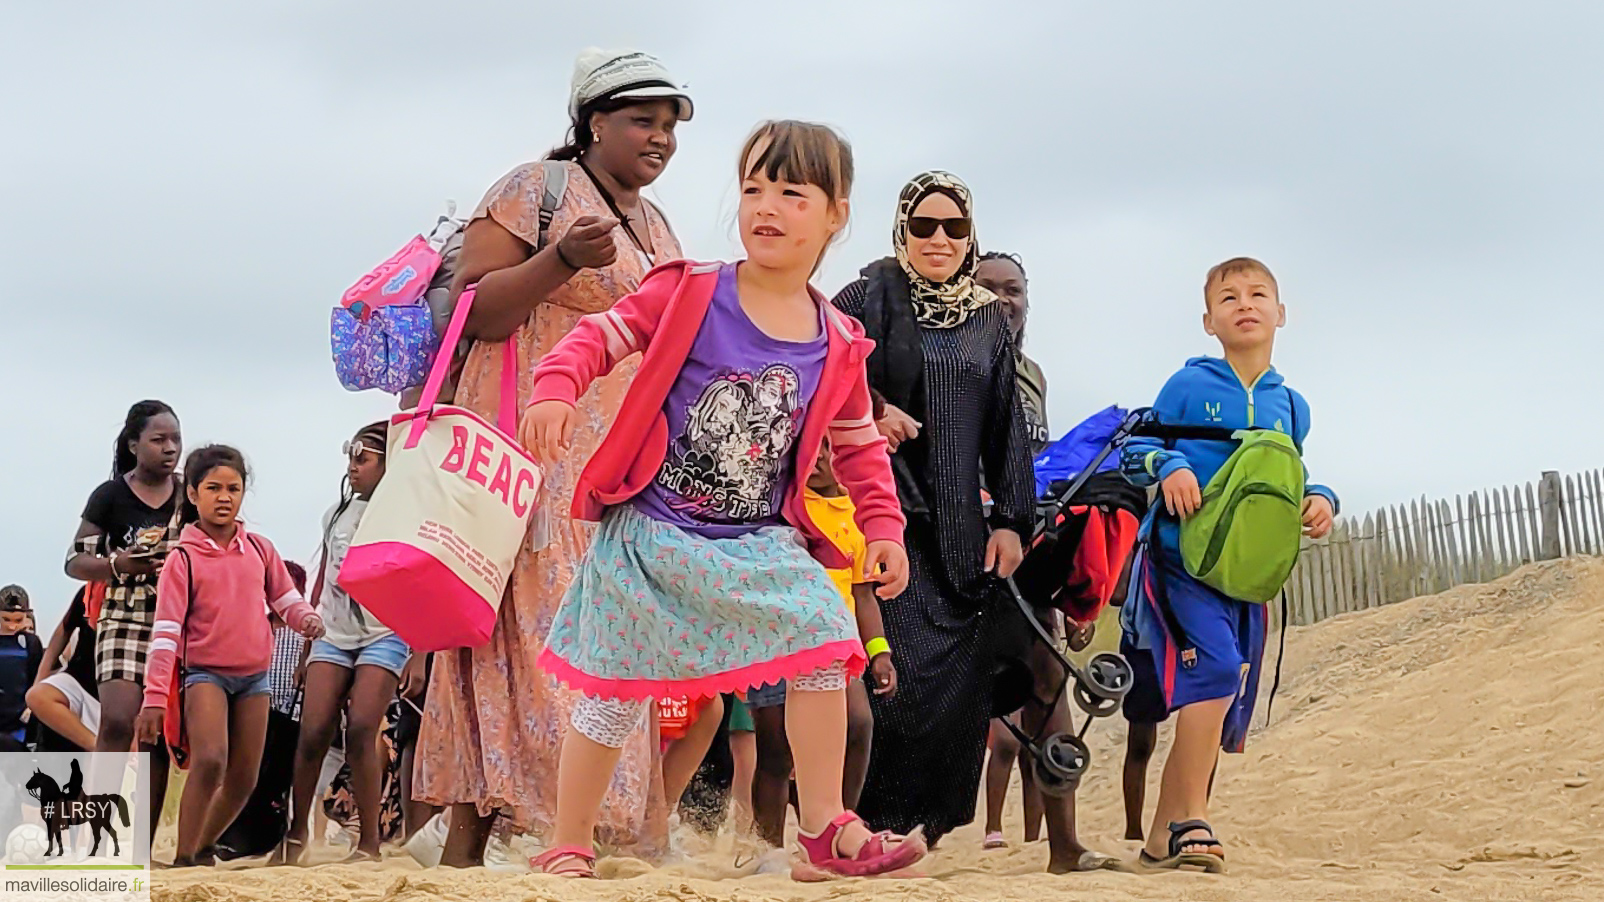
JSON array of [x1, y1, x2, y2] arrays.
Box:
[[405, 285, 519, 449]]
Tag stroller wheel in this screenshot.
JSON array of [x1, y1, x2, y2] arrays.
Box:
[[1084, 653, 1134, 700], [1030, 733, 1089, 797], [1073, 681, 1123, 718]]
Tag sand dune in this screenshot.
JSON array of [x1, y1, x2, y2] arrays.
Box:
[[151, 557, 1604, 902]]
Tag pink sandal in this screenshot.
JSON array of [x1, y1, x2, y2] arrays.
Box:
[[531, 845, 597, 878], [791, 811, 927, 881]]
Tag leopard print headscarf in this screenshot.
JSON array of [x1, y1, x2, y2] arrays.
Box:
[[893, 171, 996, 329]]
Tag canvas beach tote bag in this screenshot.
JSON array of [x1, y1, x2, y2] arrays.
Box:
[[338, 286, 542, 650]]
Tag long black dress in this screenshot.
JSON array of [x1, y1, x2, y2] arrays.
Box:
[[834, 279, 1034, 843]]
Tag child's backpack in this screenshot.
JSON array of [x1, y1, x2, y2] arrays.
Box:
[[331, 161, 569, 398], [1178, 428, 1306, 603]]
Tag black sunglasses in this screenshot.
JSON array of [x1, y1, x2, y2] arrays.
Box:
[[907, 216, 972, 240]]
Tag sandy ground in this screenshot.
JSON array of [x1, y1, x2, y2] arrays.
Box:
[[149, 557, 1604, 901]]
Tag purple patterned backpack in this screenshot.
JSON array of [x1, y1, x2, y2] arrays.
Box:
[[332, 161, 568, 396]]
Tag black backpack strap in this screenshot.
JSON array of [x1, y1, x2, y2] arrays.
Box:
[[1131, 421, 1242, 444], [536, 159, 569, 250], [1145, 526, 1197, 669]]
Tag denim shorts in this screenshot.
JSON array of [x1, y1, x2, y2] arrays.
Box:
[[184, 668, 271, 699], [746, 680, 787, 710], [307, 633, 411, 677]]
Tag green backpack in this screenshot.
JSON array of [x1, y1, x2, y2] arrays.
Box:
[[1179, 428, 1306, 603]]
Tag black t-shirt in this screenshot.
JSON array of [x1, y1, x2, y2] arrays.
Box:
[[82, 477, 179, 556]]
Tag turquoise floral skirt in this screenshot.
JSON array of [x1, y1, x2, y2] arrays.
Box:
[[537, 505, 864, 701]]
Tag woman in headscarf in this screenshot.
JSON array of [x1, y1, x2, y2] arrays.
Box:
[[830, 172, 1033, 847], [414, 47, 691, 866]]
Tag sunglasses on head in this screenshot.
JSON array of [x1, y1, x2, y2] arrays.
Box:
[[907, 216, 972, 241], [343, 440, 385, 461]]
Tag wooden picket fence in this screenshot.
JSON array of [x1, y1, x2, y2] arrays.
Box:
[[1282, 469, 1604, 627]]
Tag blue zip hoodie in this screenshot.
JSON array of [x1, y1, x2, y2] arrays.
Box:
[[1120, 356, 1339, 534]]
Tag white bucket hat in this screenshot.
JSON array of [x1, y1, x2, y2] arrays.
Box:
[[569, 48, 694, 123]]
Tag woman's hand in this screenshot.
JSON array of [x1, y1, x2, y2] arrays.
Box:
[[863, 540, 910, 599], [521, 401, 575, 465], [984, 529, 1025, 579], [134, 707, 165, 747], [870, 654, 898, 698], [556, 216, 621, 270], [400, 655, 428, 700], [876, 403, 922, 452]]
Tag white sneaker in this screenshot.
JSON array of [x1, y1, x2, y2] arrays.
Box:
[[754, 847, 790, 875], [483, 835, 525, 873], [403, 814, 448, 868]]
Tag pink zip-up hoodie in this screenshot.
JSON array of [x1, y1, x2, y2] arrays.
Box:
[[529, 260, 906, 568], [143, 523, 319, 709]]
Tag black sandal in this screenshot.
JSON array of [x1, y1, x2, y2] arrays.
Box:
[[1138, 819, 1226, 873]]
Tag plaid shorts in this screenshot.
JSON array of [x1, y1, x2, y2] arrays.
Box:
[[96, 604, 155, 685]]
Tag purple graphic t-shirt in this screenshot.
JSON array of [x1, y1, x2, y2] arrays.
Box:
[[632, 263, 828, 537]]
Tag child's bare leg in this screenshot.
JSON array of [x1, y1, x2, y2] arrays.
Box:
[[982, 719, 1017, 837], [550, 697, 643, 851], [1020, 754, 1045, 842], [784, 675, 872, 856], [197, 693, 269, 851], [728, 729, 757, 833], [842, 680, 874, 810], [176, 684, 231, 860], [750, 703, 792, 848], [1122, 722, 1158, 841], [95, 680, 168, 848], [663, 696, 724, 808], [286, 663, 353, 854], [439, 805, 491, 867], [1019, 638, 1089, 873], [345, 666, 402, 856], [1146, 696, 1231, 860]]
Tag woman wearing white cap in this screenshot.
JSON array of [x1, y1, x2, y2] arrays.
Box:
[[415, 47, 692, 866]]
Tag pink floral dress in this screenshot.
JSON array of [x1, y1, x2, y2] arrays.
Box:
[[415, 160, 681, 855]]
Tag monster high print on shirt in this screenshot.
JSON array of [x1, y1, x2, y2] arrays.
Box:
[[632, 263, 827, 538]]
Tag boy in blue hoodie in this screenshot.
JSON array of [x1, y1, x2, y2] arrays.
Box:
[[1120, 257, 1337, 872]]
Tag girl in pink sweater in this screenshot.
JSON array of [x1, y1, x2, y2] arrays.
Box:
[[135, 445, 324, 867], [522, 121, 920, 880]]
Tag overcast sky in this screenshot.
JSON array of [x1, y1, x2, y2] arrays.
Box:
[[5, 1, 1601, 629]]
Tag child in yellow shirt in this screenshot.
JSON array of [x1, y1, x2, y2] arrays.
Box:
[[747, 447, 897, 858]]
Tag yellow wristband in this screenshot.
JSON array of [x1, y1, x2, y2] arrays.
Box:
[[864, 637, 891, 658]]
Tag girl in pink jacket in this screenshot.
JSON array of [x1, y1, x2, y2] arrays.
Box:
[[135, 445, 323, 867], [522, 121, 921, 880]]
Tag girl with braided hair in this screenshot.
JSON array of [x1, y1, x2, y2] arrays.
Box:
[[280, 421, 421, 864]]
